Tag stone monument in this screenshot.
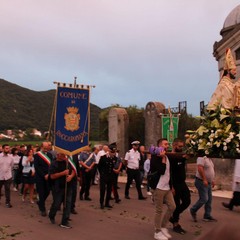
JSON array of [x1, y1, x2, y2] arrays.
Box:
[[108, 108, 129, 158], [144, 101, 165, 148]]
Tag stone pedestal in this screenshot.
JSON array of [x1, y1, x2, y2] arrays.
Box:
[[211, 158, 235, 191]]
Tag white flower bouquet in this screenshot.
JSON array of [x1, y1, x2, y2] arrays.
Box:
[[185, 106, 240, 158]]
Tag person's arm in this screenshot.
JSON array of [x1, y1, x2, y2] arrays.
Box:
[[80, 161, 91, 170], [197, 165, 208, 186], [50, 169, 69, 180], [66, 169, 75, 182], [113, 161, 122, 174]]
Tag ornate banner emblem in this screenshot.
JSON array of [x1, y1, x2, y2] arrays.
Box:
[[54, 86, 90, 155], [64, 107, 80, 132]]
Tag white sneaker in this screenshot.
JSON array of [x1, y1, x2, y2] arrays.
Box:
[[161, 228, 172, 239], [147, 191, 152, 196], [13, 187, 18, 192], [141, 185, 144, 189], [130, 184, 133, 188], [154, 231, 168, 240]]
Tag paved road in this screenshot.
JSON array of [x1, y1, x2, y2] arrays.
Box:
[[0, 183, 239, 240]]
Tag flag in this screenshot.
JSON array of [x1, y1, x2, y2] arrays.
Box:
[[54, 86, 90, 155]]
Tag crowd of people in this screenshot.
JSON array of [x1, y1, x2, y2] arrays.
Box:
[[0, 139, 239, 239]]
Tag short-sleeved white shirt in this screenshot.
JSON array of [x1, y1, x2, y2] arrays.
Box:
[[156, 156, 170, 190], [125, 148, 140, 169], [196, 157, 215, 182]]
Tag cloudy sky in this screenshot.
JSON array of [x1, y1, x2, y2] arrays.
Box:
[[0, 0, 239, 115]]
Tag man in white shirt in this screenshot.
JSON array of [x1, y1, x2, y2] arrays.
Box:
[[0, 144, 14, 208], [150, 138, 176, 240], [124, 141, 146, 200]]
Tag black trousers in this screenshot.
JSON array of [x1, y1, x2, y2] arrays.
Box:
[[229, 191, 240, 208], [172, 182, 191, 223], [80, 170, 92, 198], [0, 179, 12, 204], [125, 168, 143, 198], [112, 173, 120, 200], [49, 186, 72, 225], [36, 178, 50, 212], [100, 176, 112, 205], [71, 178, 77, 211]]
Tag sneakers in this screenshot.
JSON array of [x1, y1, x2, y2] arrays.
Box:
[[222, 202, 233, 210], [147, 191, 152, 196], [190, 209, 197, 222], [105, 204, 113, 209], [59, 223, 72, 229], [13, 187, 18, 192], [154, 231, 168, 240], [115, 199, 121, 203], [41, 211, 47, 217], [6, 203, 12, 208], [161, 228, 172, 238], [141, 185, 144, 189], [203, 216, 217, 222], [49, 217, 55, 224], [85, 197, 92, 201], [173, 224, 186, 234], [71, 209, 78, 214]]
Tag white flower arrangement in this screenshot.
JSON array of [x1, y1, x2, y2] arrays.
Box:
[[185, 106, 240, 158]]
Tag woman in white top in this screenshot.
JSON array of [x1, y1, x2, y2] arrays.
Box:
[[22, 148, 35, 203], [11, 147, 21, 191]]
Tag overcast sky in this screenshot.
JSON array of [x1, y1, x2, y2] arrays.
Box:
[[0, 0, 240, 115]]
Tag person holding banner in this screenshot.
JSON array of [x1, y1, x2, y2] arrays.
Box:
[[34, 141, 53, 216], [48, 152, 75, 229]]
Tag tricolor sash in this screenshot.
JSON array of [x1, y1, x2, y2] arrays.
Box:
[[67, 156, 77, 175], [37, 151, 52, 166]]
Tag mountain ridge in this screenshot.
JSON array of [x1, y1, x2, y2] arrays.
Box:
[[0, 78, 101, 138]]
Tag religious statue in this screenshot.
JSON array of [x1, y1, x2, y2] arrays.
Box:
[[207, 48, 240, 110]]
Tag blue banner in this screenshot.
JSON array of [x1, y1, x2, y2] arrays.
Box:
[[54, 86, 89, 155]]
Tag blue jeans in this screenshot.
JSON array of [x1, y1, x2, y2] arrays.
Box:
[[190, 178, 212, 218]]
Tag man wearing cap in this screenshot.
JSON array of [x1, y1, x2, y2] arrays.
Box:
[[208, 48, 240, 110], [98, 144, 118, 209], [124, 141, 146, 200]]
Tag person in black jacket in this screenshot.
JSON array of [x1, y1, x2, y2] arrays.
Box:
[[150, 138, 176, 240], [34, 142, 53, 216], [167, 138, 191, 235], [98, 145, 117, 209]]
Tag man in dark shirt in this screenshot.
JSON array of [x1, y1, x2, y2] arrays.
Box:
[[167, 138, 191, 235], [48, 152, 75, 229]]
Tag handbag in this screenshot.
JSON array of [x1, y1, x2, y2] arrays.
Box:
[[147, 170, 161, 190]]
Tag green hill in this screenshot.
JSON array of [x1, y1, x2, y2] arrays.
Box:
[[0, 79, 101, 139]]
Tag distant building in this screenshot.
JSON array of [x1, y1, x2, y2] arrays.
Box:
[[213, 4, 240, 80]]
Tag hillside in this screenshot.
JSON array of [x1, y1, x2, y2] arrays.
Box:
[[0, 79, 101, 138]]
